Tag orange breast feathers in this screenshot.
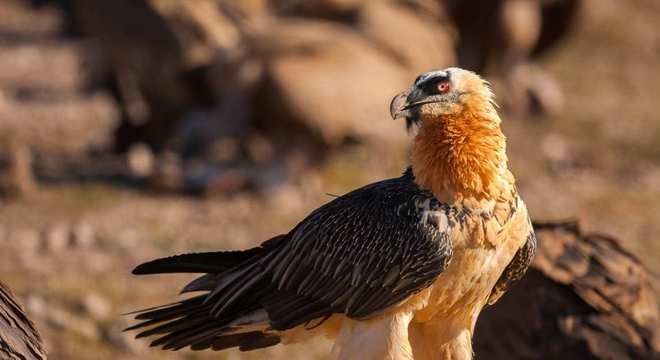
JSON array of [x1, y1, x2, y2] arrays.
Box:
[[410, 81, 513, 204]]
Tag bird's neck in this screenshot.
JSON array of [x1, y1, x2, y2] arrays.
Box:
[[411, 111, 513, 207]]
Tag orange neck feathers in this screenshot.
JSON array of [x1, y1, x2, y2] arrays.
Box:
[[411, 103, 512, 205]]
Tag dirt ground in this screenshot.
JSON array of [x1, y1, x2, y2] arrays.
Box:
[[1, 0, 659, 359]]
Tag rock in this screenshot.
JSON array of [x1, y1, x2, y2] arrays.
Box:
[[147, 151, 184, 192], [126, 143, 154, 178], [541, 132, 569, 165], [246, 134, 276, 164], [359, 0, 456, 75], [81, 293, 111, 320], [271, 0, 363, 21], [0, 0, 119, 165], [115, 229, 140, 251], [264, 182, 305, 213], [257, 19, 410, 146], [0, 0, 63, 37], [0, 93, 118, 154], [446, 0, 578, 116], [70, 0, 190, 152], [0, 142, 36, 197], [82, 252, 113, 273], [46, 304, 101, 341], [192, 166, 250, 196], [521, 64, 564, 115], [493, 0, 544, 115], [0, 282, 46, 360], [24, 295, 48, 320], [103, 322, 147, 354], [12, 228, 41, 257], [532, 0, 582, 57], [499, 0, 542, 58], [70, 222, 95, 249], [0, 42, 84, 94], [42, 223, 70, 253], [475, 221, 660, 360]]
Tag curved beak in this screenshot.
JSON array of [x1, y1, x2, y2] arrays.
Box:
[[390, 88, 413, 120]]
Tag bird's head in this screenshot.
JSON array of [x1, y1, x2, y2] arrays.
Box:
[[390, 67, 498, 129], [391, 68, 511, 204]]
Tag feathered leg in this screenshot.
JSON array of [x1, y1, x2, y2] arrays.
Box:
[[332, 311, 414, 360]]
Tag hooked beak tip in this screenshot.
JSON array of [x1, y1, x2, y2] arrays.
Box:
[[390, 92, 410, 120]]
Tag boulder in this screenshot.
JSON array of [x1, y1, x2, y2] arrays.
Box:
[[256, 19, 410, 147], [359, 0, 456, 75], [475, 221, 660, 359]]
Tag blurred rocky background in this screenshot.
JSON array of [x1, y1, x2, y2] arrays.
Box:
[[0, 0, 658, 359]]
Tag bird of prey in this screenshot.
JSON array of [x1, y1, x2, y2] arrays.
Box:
[[0, 281, 46, 360], [128, 67, 536, 360]]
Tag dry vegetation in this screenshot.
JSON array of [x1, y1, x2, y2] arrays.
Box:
[[0, 0, 659, 359]]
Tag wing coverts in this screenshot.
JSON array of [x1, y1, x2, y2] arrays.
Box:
[[488, 232, 537, 305], [129, 169, 453, 351]]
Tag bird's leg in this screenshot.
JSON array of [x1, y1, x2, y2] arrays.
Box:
[[409, 319, 474, 360], [332, 312, 414, 360]]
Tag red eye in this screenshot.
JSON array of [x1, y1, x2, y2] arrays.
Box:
[[438, 81, 450, 94]]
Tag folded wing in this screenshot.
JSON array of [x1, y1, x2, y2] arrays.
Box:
[[129, 171, 453, 351]]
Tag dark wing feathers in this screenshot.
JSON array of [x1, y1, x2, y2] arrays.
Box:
[[261, 175, 451, 324], [487, 231, 537, 305], [132, 251, 253, 275], [0, 282, 46, 360], [129, 171, 453, 351], [133, 235, 285, 275]]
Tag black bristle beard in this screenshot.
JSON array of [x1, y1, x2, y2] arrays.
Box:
[[405, 108, 422, 132]]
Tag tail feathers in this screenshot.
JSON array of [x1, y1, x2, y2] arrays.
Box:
[[132, 235, 287, 276], [128, 235, 291, 351], [206, 263, 268, 318], [133, 295, 206, 322], [230, 332, 281, 351], [131, 306, 278, 351], [180, 274, 217, 294], [132, 250, 259, 275], [193, 331, 280, 352], [125, 295, 207, 332], [158, 322, 228, 350], [264, 291, 332, 331], [127, 290, 277, 351]]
